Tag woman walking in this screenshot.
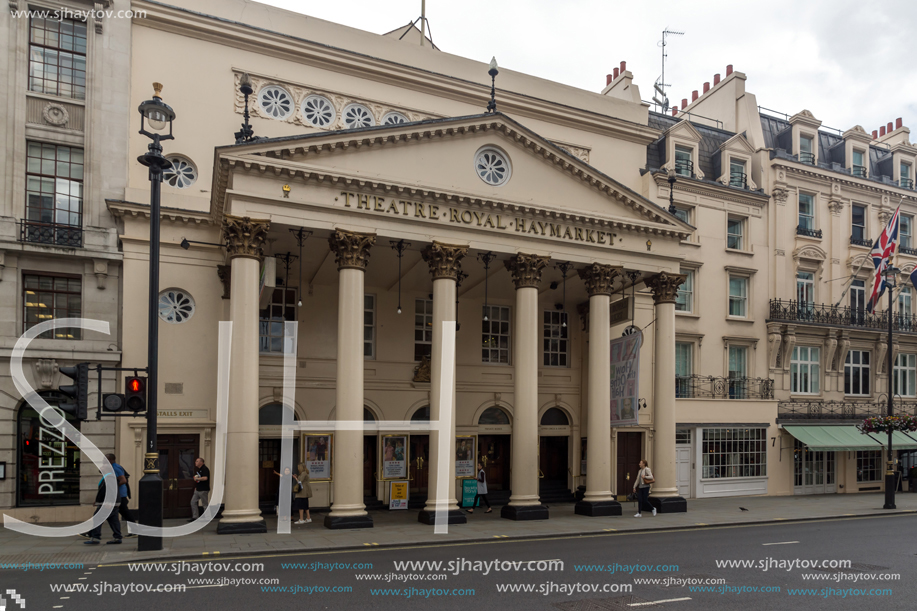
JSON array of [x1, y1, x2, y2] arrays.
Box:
[[293, 462, 313, 524], [632, 459, 656, 518], [466, 462, 492, 514]]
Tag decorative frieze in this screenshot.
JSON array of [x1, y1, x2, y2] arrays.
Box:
[[644, 271, 687, 305], [421, 242, 467, 280], [222, 215, 270, 260], [577, 263, 620, 297], [329, 229, 375, 271], [504, 253, 550, 289]]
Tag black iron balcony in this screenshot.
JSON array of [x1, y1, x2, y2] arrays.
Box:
[[674, 159, 694, 178], [796, 225, 823, 238], [901, 246, 917, 256], [769, 299, 917, 333], [19, 220, 82, 248], [852, 165, 867, 178], [778, 400, 917, 420], [849, 236, 872, 247], [729, 171, 747, 189], [900, 178, 914, 189], [798, 152, 816, 165], [675, 375, 774, 400]]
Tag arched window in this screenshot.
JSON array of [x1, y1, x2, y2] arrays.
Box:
[[364, 407, 376, 422], [411, 406, 430, 422], [259, 403, 285, 425], [17, 392, 80, 507], [540, 407, 569, 426], [479, 406, 510, 425]]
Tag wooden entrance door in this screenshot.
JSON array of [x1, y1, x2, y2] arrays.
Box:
[[158, 434, 199, 519], [258, 438, 300, 511], [408, 435, 429, 494], [363, 436, 377, 497], [479, 435, 510, 490], [616, 432, 643, 496], [539, 436, 568, 484]]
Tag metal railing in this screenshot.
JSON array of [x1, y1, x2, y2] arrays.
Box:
[[849, 236, 872, 247], [852, 165, 867, 178], [675, 375, 774, 400], [674, 159, 694, 178], [769, 299, 917, 333], [901, 246, 917, 256], [729, 171, 747, 189], [796, 225, 823, 238], [19, 220, 82, 248], [778, 400, 917, 420], [798, 152, 816, 165], [900, 178, 914, 189]]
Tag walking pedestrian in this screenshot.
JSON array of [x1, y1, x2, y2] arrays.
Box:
[[84, 468, 122, 545], [293, 462, 312, 524], [189, 457, 210, 521], [466, 462, 492, 514], [632, 459, 655, 518], [273, 467, 294, 522], [109, 454, 137, 537]]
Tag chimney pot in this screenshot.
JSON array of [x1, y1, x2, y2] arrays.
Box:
[[620, 60, 626, 73], [672, 107, 678, 116], [887, 122, 894, 133], [714, 73, 721, 85], [682, 98, 688, 109], [896, 117, 903, 129], [703, 82, 710, 93], [872, 130, 878, 139], [726, 64, 733, 76], [614, 67, 620, 79], [606, 74, 613, 86], [880, 126, 887, 136], [692, 90, 699, 102]]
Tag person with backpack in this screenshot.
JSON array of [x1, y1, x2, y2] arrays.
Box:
[[293, 462, 312, 524], [632, 459, 656, 518], [466, 462, 492, 514], [109, 454, 137, 537], [84, 468, 122, 545]]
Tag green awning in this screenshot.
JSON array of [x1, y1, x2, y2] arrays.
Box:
[[783, 425, 885, 451], [884, 431, 917, 450]]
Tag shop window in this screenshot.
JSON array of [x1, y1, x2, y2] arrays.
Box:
[[17, 393, 81, 506], [856, 450, 882, 482], [701, 428, 766, 478]]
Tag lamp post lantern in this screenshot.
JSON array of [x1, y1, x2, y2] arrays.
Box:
[[136, 82, 175, 551], [884, 265, 898, 510]]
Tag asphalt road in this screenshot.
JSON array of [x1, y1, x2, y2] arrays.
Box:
[[3, 514, 915, 611]]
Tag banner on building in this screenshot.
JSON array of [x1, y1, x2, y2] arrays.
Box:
[[610, 331, 642, 427], [455, 435, 476, 478], [382, 435, 407, 480], [389, 481, 409, 510], [304, 434, 332, 481]]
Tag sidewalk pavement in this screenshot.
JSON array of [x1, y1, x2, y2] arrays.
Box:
[[1, 493, 914, 566]]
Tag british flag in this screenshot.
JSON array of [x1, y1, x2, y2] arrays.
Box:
[[866, 205, 901, 313]]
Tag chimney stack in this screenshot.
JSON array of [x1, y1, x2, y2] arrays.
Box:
[[703, 82, 710, 93], [880, 126, 887, 136], [713, 73, 721, 85], [872, 130, 878, 139], [682, 98, 688, 109], [726, 64, 733, 76], [692, 90, 699, 102], [614, 67, 620, 79], [672, 107, 678, 116], [606, 74, 612, 86], [896, 117, 903, 129], [620, 60, 626, 73], [887, 122, 894, 133]]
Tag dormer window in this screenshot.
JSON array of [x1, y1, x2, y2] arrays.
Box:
[[852, 150, 867, 178], [901, 162, 913, 189], [729, 159, 747, 188], [799, 135, 815, 165], [675, 145, 694, 177]]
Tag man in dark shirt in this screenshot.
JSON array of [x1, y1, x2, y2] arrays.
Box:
[[189, 457, 210, 521]]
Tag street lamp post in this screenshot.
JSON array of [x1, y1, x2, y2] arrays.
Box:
[[884, 265, 898, 510], [136, 83, 176, 551]]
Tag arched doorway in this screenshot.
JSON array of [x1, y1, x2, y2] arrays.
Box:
[[258, 403, 300, 513], [539, 407, 573, 502], [478, 406, 511, 496], [408, 406, 430, 506]]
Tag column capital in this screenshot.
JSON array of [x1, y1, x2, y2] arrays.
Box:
[[222, 214, 270, 260], [422, 242, 467, 280], [504, 253, 550, 289], [577, 263, 621, 296], [645, 271, 687, 305], [329, 229, 375, 270]]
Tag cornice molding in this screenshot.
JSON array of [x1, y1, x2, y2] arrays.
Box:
[[105, 200, 215, 224], [651, 172, 769, 207], [775, 160, 917, 201]]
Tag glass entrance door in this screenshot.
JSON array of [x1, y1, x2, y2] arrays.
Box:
[[793, 439, 836, 495]]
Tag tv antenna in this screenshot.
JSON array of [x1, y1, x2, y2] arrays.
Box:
[[400, 0, 434, 48], [654, 28, 684, 113]]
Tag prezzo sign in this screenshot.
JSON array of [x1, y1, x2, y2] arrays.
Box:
[[339, 191, 618, 247]]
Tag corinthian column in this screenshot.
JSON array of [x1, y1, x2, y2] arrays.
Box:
[[325, 229, 375, 529], [218, 215, 270, 534], [645, 271, 688, 513], [418, 242, 468, 526], [574, 263, 623, 517], [502, 253, 551, 521]]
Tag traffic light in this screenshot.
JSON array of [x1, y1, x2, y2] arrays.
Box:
[[125, 376, 147, 412], [58, 363, 89, 420]]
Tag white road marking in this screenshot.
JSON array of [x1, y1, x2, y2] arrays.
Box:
[[762, 541, 799, 546], [629, 597, 692, 606]]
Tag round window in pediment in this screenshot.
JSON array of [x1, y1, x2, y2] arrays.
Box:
[[474, 146, 511, 186], [302, 94, 336, 128]]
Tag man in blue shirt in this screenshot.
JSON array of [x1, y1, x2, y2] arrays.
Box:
[[110, 455, 137, 537], [84, 454, 124, 545]]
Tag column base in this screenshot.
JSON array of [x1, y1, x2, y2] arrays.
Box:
[[216, 519, 267, 535], [574, 500, 622, 517], [648, 496, 687, 513], [324, 514, 374, 530], [418, 508, 467, 525], [501, 504, 549, 521]]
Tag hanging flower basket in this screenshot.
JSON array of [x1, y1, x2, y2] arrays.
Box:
[[857, 415, 917, 434]]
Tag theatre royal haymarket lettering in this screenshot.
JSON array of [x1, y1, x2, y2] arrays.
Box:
[[339, 192, 617, 246]]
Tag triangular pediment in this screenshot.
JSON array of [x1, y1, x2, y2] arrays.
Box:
[[212, 114, 691, 237], [664, 120, 704, 143], [719, 133, 755, 155]]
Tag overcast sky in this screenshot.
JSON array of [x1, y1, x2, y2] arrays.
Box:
[[258, 0, 917, 135]]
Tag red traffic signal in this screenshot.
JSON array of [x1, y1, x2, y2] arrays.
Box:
[[128, 378, 142, 393], [125, 376, 147, 412]]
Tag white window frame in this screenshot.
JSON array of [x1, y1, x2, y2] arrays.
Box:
[[851, 149, 867, 177], [844, 349, 871, 396], [791, 346, 820, 395], [674, 145, 694, 177], [701, 428, 767, 479], [798, 192, 816, 232], [893, 353, 917, 398], [414, 298, 433, 362], [898, 286, 912, 319], [856, 450, 882, 482], [796, 271, 815, 306], [726, 215, 745, 251], [727, 344, 749, 399], [675, 341, 694, 398], [259, 286, 296, 354], [364, 294, 376, 360], [901, 215, 913, 250], [676, 268, 694, 313], [728, 274, 748, 318], [851, 204, 867, 244], [728, 158, 747, 188], [482, 305, 511, 364], [543, 310, 569, 367], [798, 133, 815, 164]]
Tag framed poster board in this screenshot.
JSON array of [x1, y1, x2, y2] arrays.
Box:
[[461, 478, 478, 508], [610, 331, 642, 427], [455, 435, 476, 478], [382, 435, 408, 480], [304, 433, 333, 481], [389, 481, 409, 510]]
